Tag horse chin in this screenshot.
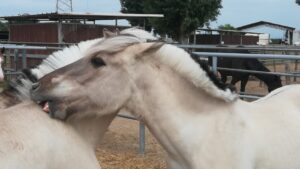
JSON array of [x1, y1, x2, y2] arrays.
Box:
[[48, 101, 68, 120]]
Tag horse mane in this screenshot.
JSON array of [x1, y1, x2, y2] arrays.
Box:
[[30, 28, 156, 80], [86, 29, 237, 102], [155, 44, 237, 102], [191, 55, 236, 92], [10, 28, 156, 100], [15, 28, 236, 102], [31, 38, 103, 79]]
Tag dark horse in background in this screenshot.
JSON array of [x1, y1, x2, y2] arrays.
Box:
[[193, 49, 282, 93]]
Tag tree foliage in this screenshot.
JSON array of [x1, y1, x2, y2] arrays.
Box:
[[120, 0, 222, 43], [120, 0, 148, 29], [296, 0, 300, 5], [218, 24, 235, 30]]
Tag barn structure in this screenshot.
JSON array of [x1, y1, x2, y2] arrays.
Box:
[[236, 21, 295, 45], [190, 28, 262, 45], [0, 12, 163, 68]]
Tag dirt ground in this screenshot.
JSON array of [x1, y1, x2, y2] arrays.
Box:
[[95, 63, 300, 169], [96, 118, 167, 169]]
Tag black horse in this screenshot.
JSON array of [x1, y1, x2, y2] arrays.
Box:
[[216, 57, 282, 92], [192, 50, 282, 93]]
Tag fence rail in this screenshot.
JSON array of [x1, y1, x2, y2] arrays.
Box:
[[1, 42, 300, 155]]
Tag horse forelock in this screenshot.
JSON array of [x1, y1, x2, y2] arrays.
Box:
[[155, 44, 238, 102]]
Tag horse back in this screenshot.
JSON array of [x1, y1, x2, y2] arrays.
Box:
[[0, 101, 100, 169]]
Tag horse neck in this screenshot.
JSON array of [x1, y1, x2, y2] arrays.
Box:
[[246, 59, 276, 84], [126, 63, 233, 167], [68, 113, 116, 148]]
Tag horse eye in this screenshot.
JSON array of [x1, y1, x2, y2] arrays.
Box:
[[91, 57, 106, 68]]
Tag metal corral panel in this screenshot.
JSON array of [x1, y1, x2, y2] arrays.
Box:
[[223, 35, 258, 45], [62, 24, 129, 43], [191, 34, 258, 45], [9, 23, 58, 43]]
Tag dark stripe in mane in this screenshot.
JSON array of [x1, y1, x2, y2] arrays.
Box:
[[191, 54, 236, 92], [23, 69, 38, 82]]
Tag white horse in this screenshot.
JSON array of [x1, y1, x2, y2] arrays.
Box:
[[0, 28, 156, 169], [0, 40, 108, 169], [31, 29, 300, 169]]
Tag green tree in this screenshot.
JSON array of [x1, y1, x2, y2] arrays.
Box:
[[120, 0, 222, 43], [218, 24, 235, 30], [296, 0, 300, 5], [120, 0, 146, 28], [0, 21, 8, 31]]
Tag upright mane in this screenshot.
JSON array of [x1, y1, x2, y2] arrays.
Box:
[[31, 38, 103, 79], [154, 44, 237, 102], [31, 28, 157, 79], [13, 28, 157, 100], [77, 29, 237, 102]]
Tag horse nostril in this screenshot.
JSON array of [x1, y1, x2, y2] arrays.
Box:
[[31, 82, 40, 90]]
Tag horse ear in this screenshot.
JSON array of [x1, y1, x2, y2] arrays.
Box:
[[103, 28, 115, 38], [138, 42, 164, 56]]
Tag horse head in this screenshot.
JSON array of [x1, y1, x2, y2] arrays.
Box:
[[31, 34, 164, 120], [267, 75, 282, 92], [31, 29, 237, 121]]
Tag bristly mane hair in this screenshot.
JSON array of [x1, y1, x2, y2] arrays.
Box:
[[30, 27, 157, 80], [30, 38, 103, 79], [86, 30, 237, 102], [155, 44, 237, 102], [16, 28, 236, 102], [13, 28, 157, 100], [191, 55, 236, 92]]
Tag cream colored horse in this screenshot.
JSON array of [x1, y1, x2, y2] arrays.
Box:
[[0, 43, 103, 169], [31, 29, 300, 169], [0, 28, 156, 169]]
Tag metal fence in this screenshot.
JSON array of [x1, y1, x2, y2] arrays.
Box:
[[192, 51, 300, 99], [1, 43, 300, 154]]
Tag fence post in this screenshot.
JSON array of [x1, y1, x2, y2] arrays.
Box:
[[22, 48, 27, 69], [139, 121, 145, 155], [211, 56, 218, 74], [13, 49, 18, 71]]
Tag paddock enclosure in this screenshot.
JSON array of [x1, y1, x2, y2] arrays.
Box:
[[0, 43, 300, 169]]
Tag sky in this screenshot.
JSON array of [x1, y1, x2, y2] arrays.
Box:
[[0, 0, 299, 38]]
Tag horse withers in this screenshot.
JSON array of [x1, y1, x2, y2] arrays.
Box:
[[31, 29, 300, 169]]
